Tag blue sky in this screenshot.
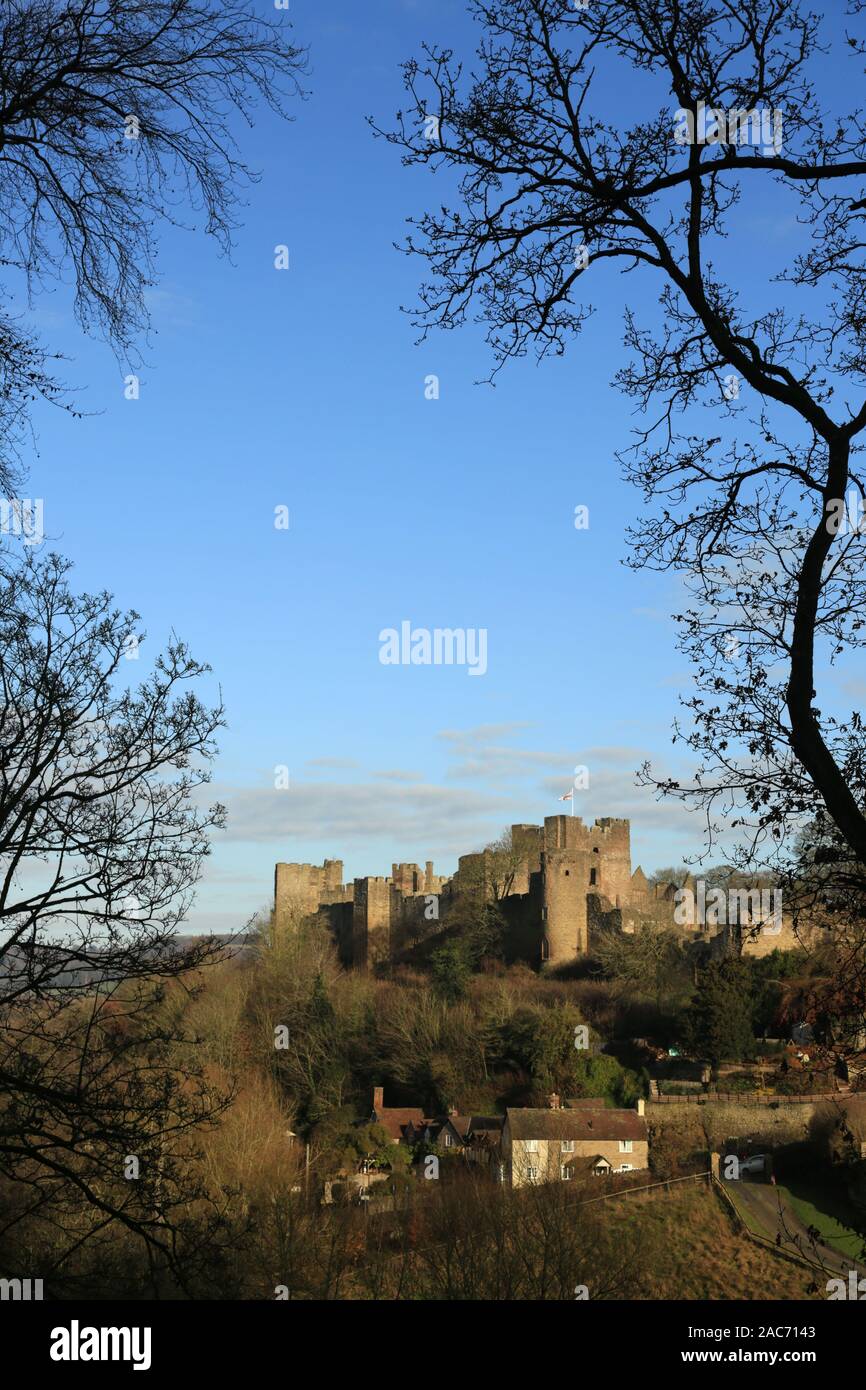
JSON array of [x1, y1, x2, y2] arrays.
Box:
[[16, 0, 866, 931]]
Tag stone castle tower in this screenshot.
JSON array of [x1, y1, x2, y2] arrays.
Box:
[[273, 815, 651, 973]]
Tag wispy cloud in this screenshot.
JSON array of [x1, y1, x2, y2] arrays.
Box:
[[372, 768, 424, 782], [215, 780, 517, 858], [438, 722, 573, 782], [143, 285, 198, 330], [305, 756, 361, 771], [197, 722, 709, 924]]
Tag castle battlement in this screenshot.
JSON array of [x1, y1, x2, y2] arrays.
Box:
[[272, 818, 820, 972], [272, 815, 648, 973]]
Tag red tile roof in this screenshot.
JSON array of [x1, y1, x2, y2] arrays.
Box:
[[373, 1107, 428, 1143]]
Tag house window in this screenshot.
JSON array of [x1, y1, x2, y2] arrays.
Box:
[[525, 1139, 538, 1152], [444, 1133, 452, 1148], [527, 1166, 538, 1181], [560, 1165, 572, 1180], [619, 1140, 633, 1153], [590, 868, 597, 885], [561, 1139, 574, 1152], [619, 1164, 633, 1173]]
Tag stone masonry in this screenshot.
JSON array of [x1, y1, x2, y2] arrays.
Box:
[[273, 814, 816, 973], [274, 815, 672, 972]]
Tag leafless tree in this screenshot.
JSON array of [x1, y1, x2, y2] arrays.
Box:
[[378, 1, 866, 880], [0, 550, 232, 1293], [0, 0, 306, 469]]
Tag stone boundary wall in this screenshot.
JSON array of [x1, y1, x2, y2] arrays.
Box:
[[646, 1093, 866, 1152]]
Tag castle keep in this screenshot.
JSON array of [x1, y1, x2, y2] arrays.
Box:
[[273, 815, 683, 972]]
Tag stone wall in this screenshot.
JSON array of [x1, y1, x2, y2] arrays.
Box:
[[271, 814, 829, 974], [274, 817, 666, 971], [510, 824, 543, 894], [647, 1094, 866, 1150], [587, 818, 633, 908], [274, 858, 346, 925], [352, 877, 392, 972], [542, 847, 589, 967]]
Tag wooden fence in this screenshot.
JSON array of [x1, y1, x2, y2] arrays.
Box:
[[572, 1170, 710, 1207], [710, 1175, 848, 1280], [650, 1090, 843, 1105]]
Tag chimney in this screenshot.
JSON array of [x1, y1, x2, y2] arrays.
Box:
[[548, 1092, 561, 1111], [636, 1098, 645, 1117], [373, 1086, 384, 1113]]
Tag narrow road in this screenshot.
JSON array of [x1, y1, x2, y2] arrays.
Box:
[[721, 1174, 864, 1280]]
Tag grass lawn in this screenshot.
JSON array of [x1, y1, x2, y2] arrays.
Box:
[[604, 1184, 818, 1299], [777, 1178, 865, 1262]]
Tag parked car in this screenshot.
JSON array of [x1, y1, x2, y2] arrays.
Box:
[[739, 1154, 768, 1175]]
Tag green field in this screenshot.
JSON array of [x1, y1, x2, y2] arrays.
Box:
[[778, 1178, 866, 1262]]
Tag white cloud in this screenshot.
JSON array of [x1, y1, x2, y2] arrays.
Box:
[[438, 722, 575, 782], [215, 779, 517, 858], [193, 724, 716, 923]]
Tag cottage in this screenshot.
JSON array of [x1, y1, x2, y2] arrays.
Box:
[[502, 1097, 648, 1187], [370, 1085, 429, 1144], [369, 1088, 503, 1164], [414, 1113, 463, 1148]]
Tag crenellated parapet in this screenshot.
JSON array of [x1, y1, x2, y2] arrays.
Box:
[[274, 815, 644, 973]]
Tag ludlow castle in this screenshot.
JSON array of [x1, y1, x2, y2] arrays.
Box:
[[273, 814, 801, 972]]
